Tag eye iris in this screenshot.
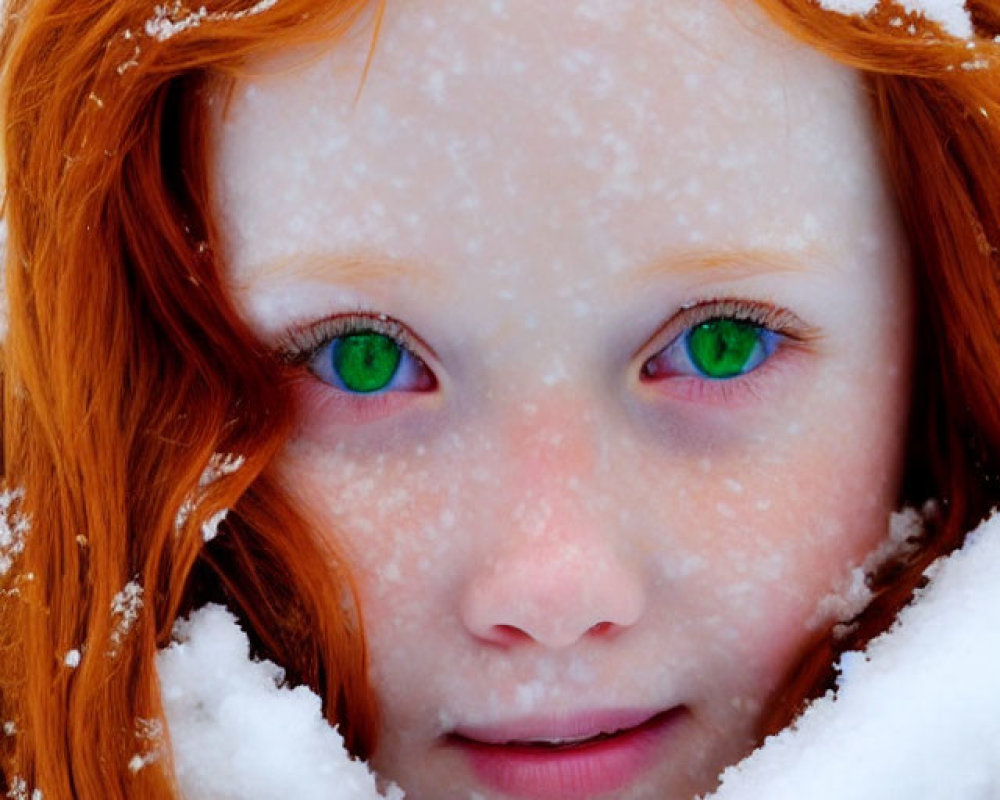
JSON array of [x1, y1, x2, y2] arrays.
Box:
[[686, 319, 761, 379], [332, 332, 402, 393]]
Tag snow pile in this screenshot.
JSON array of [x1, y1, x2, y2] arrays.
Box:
[[157, 604, 403, 800], [706, 511, 1000, 799], [817, 0, 973, 38]]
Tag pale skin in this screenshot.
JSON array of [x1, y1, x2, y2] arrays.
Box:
[[210, 1, 914, 797]]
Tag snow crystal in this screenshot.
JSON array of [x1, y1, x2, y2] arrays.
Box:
[[127, 753, 155, 774], [816, 0, 974, 38], [5, 778, 41, 800], [175, 452, 245, 541], [145, 4, 209, 41], [116, 45, 141, 75], [108, 580, 143, 655], [0, 487, 30, 577], [705, 510, 1000, 799], [200, 508, 229, 542], [62, 649, 81, 668], [145, 0, 279, 42], [199, 452, 245, 489], [128, 717, 165, 773], [813, 505, 925, 626], [157, 604, 404, 799]]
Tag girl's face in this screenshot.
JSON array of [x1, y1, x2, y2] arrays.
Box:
[[211, 1, 912, 797]]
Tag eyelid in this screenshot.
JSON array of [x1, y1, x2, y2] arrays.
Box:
[[637, 298, 821, 361], [274, 311, 431, 366]]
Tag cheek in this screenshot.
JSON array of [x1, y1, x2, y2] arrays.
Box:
[[631, 371, 908, 682], [273, 435, 482, 654]]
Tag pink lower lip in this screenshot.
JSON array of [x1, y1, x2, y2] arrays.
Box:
[[448, 707, 686, 799]]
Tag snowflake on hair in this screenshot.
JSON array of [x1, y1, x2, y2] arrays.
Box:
[[0, 487, 31, 578], [108, 580, 144, 656], [816, 0, 974, 39], [174, 452, 246, 542]]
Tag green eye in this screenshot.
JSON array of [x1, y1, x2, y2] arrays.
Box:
[[331, 332, 402, 393], [686, 319, 765, 379]]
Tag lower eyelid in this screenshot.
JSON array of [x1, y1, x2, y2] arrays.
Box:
[[292, 377, 425, 426], [639, 342, 802, 407]]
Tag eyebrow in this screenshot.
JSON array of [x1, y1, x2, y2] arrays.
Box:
[[627, 248, 813, 287], [241, 247, 810, 295], [239, 251, 443, 292]]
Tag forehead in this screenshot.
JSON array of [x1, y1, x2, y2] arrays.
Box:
[[212, 0, 891, 307]]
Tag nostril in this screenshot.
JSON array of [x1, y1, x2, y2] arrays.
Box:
[[491, 624, 534, 646], [588, 621, 615, 637]]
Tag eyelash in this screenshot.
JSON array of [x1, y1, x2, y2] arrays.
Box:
[[638, 298, 817, 406], [275, 298, 815, 416], [276, 312, 420, 367]]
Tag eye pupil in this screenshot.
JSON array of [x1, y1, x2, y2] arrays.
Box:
[[332, 332, 402, 393], [687, 319, 761, 379]]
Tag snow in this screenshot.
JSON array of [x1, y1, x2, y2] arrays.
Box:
[[145, 0, 280, 42], [817, 0, 974, 38], [157, 604, 404, 800], [704, 511, 1000, 799], [812, 505, 925, 627], [200, 508, 229, 542], [0, 487, 29, 577], [174, 452, 245, 541], [108, 580, 144, 655], [6, 777, 43, 800]]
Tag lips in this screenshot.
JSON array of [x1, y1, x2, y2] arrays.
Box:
[[447, 707, 685, 799]]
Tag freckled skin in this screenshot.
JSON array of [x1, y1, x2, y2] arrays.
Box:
[[212, 1, 913, 797]]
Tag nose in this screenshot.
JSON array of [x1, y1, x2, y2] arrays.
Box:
[[458, 401, 648, 650], [459, 535, 648, 649]]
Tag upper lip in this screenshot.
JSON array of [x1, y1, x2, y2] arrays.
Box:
[[449, 707, 674, 746]]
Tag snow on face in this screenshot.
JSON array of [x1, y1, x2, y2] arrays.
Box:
[[211, 1, 913, 797]]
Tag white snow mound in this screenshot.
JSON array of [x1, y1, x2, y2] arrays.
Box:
[[157, 604, 403, 800], [705, 511, 1000, 799]]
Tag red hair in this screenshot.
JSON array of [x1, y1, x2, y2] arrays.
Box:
[[751, 0, 1000, 735], [2, 0, 1000, 796]]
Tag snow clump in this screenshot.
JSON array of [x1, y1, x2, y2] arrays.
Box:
[[157, 604, 403, 800], [705, 510, 1000, 799], [108, 580, 144, 655], [174, 452, 245, 542], [0, 487, 30, 577]]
